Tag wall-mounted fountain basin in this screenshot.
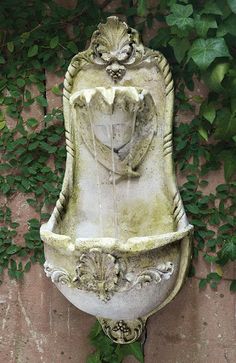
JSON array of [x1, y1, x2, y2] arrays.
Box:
[[40, 16, 193, 344]]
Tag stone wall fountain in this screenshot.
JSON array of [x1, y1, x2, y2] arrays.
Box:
[[40, 16, 193, 344]]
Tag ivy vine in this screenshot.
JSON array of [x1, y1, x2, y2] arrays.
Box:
[[0, 0, 236, 362]]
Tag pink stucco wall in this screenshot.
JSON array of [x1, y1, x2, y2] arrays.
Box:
[[0, 249, 235, 362]]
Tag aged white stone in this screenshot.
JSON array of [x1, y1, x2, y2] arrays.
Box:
[[40, 16, 193, 344]]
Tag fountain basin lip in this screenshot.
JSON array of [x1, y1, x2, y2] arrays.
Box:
[[40, 224, 193, 255], [69, 86, 150, 107]]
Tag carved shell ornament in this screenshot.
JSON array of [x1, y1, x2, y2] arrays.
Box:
[[90, 16, 145, 81], [74, 248, 123, 302]]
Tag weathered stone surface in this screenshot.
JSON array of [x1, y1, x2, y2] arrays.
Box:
[[41, 16, 193, 344]]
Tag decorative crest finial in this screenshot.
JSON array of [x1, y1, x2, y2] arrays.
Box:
[[90, 16, 144, 81]]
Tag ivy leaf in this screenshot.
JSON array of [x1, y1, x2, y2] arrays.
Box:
[[86, 351, 101, 363], [129, 342, 144, 363], [203, 63, 230, 92], [227, 0, 236, 13], [198, 126, 208, 141], [67, 41, 78, 54], [50, 36, 59, 49], [0, 56, 5, 64], [199, 278, 208, 289], [24, 261, 31, 272], [22, 178, 31, 190], [220, 150, 236, 181], [186, 204, 200, 214], [149, 28, 171, 49], [188, 38, 230, 70], [217, 237, 236, 264], [89, 320, 102, 339], [201, 1, 223, 15], [20, 32, 30, 43], [200, 102, 216, 123], [214, 108, 236, 140], [27, 45, 38, 57], [0, 111, 6, 129], [7, 41, 14, 53], [207, 272, 222, 282], [217, 14, 236, 37], [230, 280, 236, 292], [231, 98, 236, 113], [51, 85, 61, 95], [36, 95, 48, 107], [27, 118, 38, 128], [169, 38, 190, 63], [121, 342, 144, 363], [1, 183, 10, 194], [166, 4, 194, 30], [137, 0, 147, 17], [6, 245, 20, 255], [28, 141, 39, 150], [194, 15, 217, 38], [17, 78, 26, 88]]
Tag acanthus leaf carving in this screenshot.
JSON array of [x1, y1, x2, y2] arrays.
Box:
[[124, 261, 174, 290], [44, 258, 174, 302], [44, 261, 74, 286]]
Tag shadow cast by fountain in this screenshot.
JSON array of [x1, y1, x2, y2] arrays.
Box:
[[40, 17, 193, 344]]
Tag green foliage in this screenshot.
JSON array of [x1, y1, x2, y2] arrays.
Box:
[[136, 0, 236, 295], [166, 4, 194, 30], [1, 0, 236, 361], [87, 320, 144, 363], [0, 0, 105, 286], [188, 38, 230, 69]]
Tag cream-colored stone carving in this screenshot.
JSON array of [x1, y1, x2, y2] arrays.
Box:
[[98, 317, 146, 344], [44, 261, 73, 285], [90, 17, 145, 81], [41, 16, 193, 344], [75, 248, 122, 302], [71, 86, 156, 179], [44, 254, 174, 302], [125, 262, 174, 290]]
